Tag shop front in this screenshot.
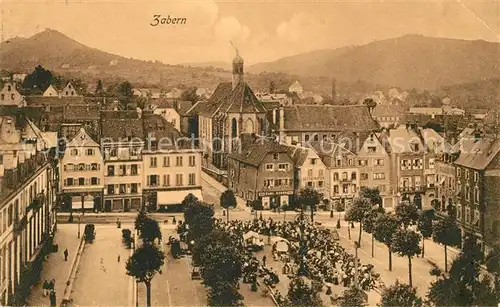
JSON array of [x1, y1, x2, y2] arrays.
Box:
[[258, 190, 294, 210]]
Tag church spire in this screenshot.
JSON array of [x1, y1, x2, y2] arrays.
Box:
[[230, 41, 244, 90]]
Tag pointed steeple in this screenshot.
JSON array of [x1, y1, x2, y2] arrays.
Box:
[[231, 43, 244, 90]]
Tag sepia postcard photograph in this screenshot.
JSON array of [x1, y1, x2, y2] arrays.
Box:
[[0, 0, 500, 306]]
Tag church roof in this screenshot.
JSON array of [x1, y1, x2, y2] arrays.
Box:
[[186, 81, 266, 117]]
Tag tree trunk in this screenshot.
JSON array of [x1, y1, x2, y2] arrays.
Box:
[[310, 205, 314, 223], [358, 221, 362, 247], [348, 225, 351, 240], [388, 246, 392, 271], [146, 281, 152, 307], [226, 208, 229, 224], [444, 244, 448, 273], [408, 256, 413, 287], [421, 238, 425, 258], [371, 233, 374, 258]]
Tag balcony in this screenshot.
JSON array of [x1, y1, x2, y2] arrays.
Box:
[[28, 193, 45, 211], [14, 215, 28, 234]]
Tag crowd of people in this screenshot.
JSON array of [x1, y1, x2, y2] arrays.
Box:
[[214, 217, 379, 292]]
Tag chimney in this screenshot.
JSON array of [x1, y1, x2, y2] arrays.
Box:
[[279, 106, 285, 131], [173, 100, 179, 111]]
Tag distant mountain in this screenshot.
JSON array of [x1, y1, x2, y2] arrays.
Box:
[[248, 35, 500, 89], [438, 78, 500, 110]]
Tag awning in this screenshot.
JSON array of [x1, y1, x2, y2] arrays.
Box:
[[157, 189, 203, 205]]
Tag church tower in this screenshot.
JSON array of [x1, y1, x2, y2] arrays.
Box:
[[232, 53, 244, 90]]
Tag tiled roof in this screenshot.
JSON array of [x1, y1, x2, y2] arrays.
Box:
[[63, 105, 100, 120], [142, 113, 182, 141], [454, 137, 500, 170], [229, 141, 290, 167], [25, 96, 85, 106], [100, 110, 140, 119], [282, 145, 309, 167], [187, 82, 266, 117], [371, 104, 404, 117], [262, 101, 281, 111], [101, 118, 144, 140], [282, 105, 377, 132]]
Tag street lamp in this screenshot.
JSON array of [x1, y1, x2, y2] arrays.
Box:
[[77, 215, 81, 238], [354, 240, 360, 287]]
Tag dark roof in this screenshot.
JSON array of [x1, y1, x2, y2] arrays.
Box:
[[187, 82, 266, 117], [262, 101, 281, 111], [282, 105, 377, 132], [142, 113, 182, 141], [63, 105, 100, 120], [229, 141, 290, 167], [454, 137, 500, 170], [24, 96, 85, 106], [101, 118, 144, 140], [100, 110, 140, 119], [282, 145, 309, 166]]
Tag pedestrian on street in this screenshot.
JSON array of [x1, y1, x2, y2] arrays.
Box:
[[63, 249, 69, 261], [42, 280, 49, 296], [49, 290, 56, 307], [262, 255, 267, 267], [117, 254, 120, 262]]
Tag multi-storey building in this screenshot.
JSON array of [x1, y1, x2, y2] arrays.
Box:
[[142, 113, 202, 211], [101, 117, 144, 212], [0, 82, 24, 107], [284, 145, 327, 196], [228, 141, 294, 209], [59, 128, 104, 212], [0, 111, 57, 305], [356, 132, 394, 208], [454, 137, 500, 252], [186, 52, 268, 170], [371, 104, 404, 129]]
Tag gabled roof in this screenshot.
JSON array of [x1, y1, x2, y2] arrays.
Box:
[[282, 105, 377, 132], [66, 128, 99, 148], [25, 96, 85, 106], [229, 141, 290, 167], [186, 82, 266, 117], [100, 110, 139, 120], [63, 105, 100, 120], [101, 118, 144, 140], [282, 145, 310, 167], [454, 137, 500, 170], [142, 113, 182, 141], [371, 104, 404, 117]]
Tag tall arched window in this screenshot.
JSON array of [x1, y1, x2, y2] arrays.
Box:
[[231, 118, 237, 137], [244, 118, 254, 134], [260, 118, 265, 135]]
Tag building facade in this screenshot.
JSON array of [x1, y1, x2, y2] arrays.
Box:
[[0, 83, 24, 107]]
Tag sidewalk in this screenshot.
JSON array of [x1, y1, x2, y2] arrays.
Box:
[[27, 224, 81, 307], [201, 171, 251, 212]]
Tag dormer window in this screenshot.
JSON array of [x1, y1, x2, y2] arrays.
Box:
[[273, 153, 279, 160], [410, 142, 420, 152], [7, 85, 11, 91]]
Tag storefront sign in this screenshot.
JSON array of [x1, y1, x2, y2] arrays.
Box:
[[258, 190, 294, 197]]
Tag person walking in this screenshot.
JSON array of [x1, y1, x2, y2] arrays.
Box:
[[42, 280, 49, 296], [262, 255, 267, 267], [63, 249, 69, 261], [49, 290, 56, 307]]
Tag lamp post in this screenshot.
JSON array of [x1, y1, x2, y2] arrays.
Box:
[[77, 215, 81, 238], [354, 240, 360, 288]]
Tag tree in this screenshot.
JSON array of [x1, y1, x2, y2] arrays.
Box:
[[22, 65, 54, 94], [184, 200, 215, 239], [117, 81, 133, 97], [395, 201, 419, 228], [359, 187, 382, 208], [345, 197, 372, 247], [208, 281, 243, 306], [363, 206, 385, 258], [427, 236, 497, 306], [126, 245, 165, 307], [417, 209, 435, 257], [220, 190, 237, 223], [335, 201, 345, 220], [378, 280, 422, 307], [363, 98, 377, 112], [269, 80, 276, 93], [140, 217, 162, 245], [192, 230, 233, 266], [485, 243, 500, 274], [134, 210, 148, 235], [298, 187, 323, 223], [181, 193, 199, 211], [338, 286, 366, 307], [373, 213, 399, 271], [95, 79, 104, 95], [391, 229, 421, 287], [181, 87, 200, 103], [432, 216, 461, 272], [285, 276, 323, 307], [201, 243, 243, 288]]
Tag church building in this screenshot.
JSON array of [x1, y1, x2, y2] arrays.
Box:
[[186, 52, 268, 170]]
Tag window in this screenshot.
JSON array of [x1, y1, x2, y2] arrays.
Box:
[[7, 85, 11, 91], [465, 207, 471, 224], [342, 184, 349, 194], [341, 172, 348, 181], [307, 169, 313, 177], [474, 187, 479, 203], [348, 159, 353, 166], [10, 94, 14, 100], [351, 185, 357, 193], [333, 185, 339, 193], [189, 173, 196, 185], [333, 173, 339, 181], [78, 178, 85, 186], [119, 184, 126, 194], [465, 170, 469, 180], [336, 159, 342, 167], [374, 159, 384, 166], [273, 153, 279, 160], [131, 183, 138, 194], [428, 158, 435, 169], [307, 181, 313, 187], [91, 177, 98, 185], [410, 142, 420, 152], [310, 158, 316, 165], [474, 172, 479, 183], [413, 159, 422, 169], [176, 156, 183, 167], [120, 165, 126, 176], [351, 172, 357, 180], [163, 157, 170, 167], [318, 181, 324, 188], [71, 149, 78, 156], [313, 134, 319, 142], [414, 176, 421, 187], [373, 173, 385, 180], [367, 146, 376, 153], [318, 169, 324, 177], [189, 156, 196, 167], [131, 164, 138, 175], [163, 174, 170, 186], [278, 164, 288, 171], [264, 179, 274, 187], [148, 175, 158, 186], [457, 168, 461, 177], [91, 163, 99, 171], [78, 163, 86, 171], [304, 134, 310, 142], [107, 185, 115, 195], [361, 173, 368, 180], [465, 185, 470, 200], [86, 149, 94, 156], [107, 166, 115, 176], [110, 148, 117, 157], [266, 164, 274, 171], [176, 174, 183, 186], [358, 160, 367, 166], [150, 157, 157, 167], [474, 209, 480, 227], [66, 178, 74, 186]]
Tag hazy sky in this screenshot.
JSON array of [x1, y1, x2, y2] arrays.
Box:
[[2, 0, 499, 65]]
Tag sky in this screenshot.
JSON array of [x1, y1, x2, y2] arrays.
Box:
[[1, 0, 499, 65]]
